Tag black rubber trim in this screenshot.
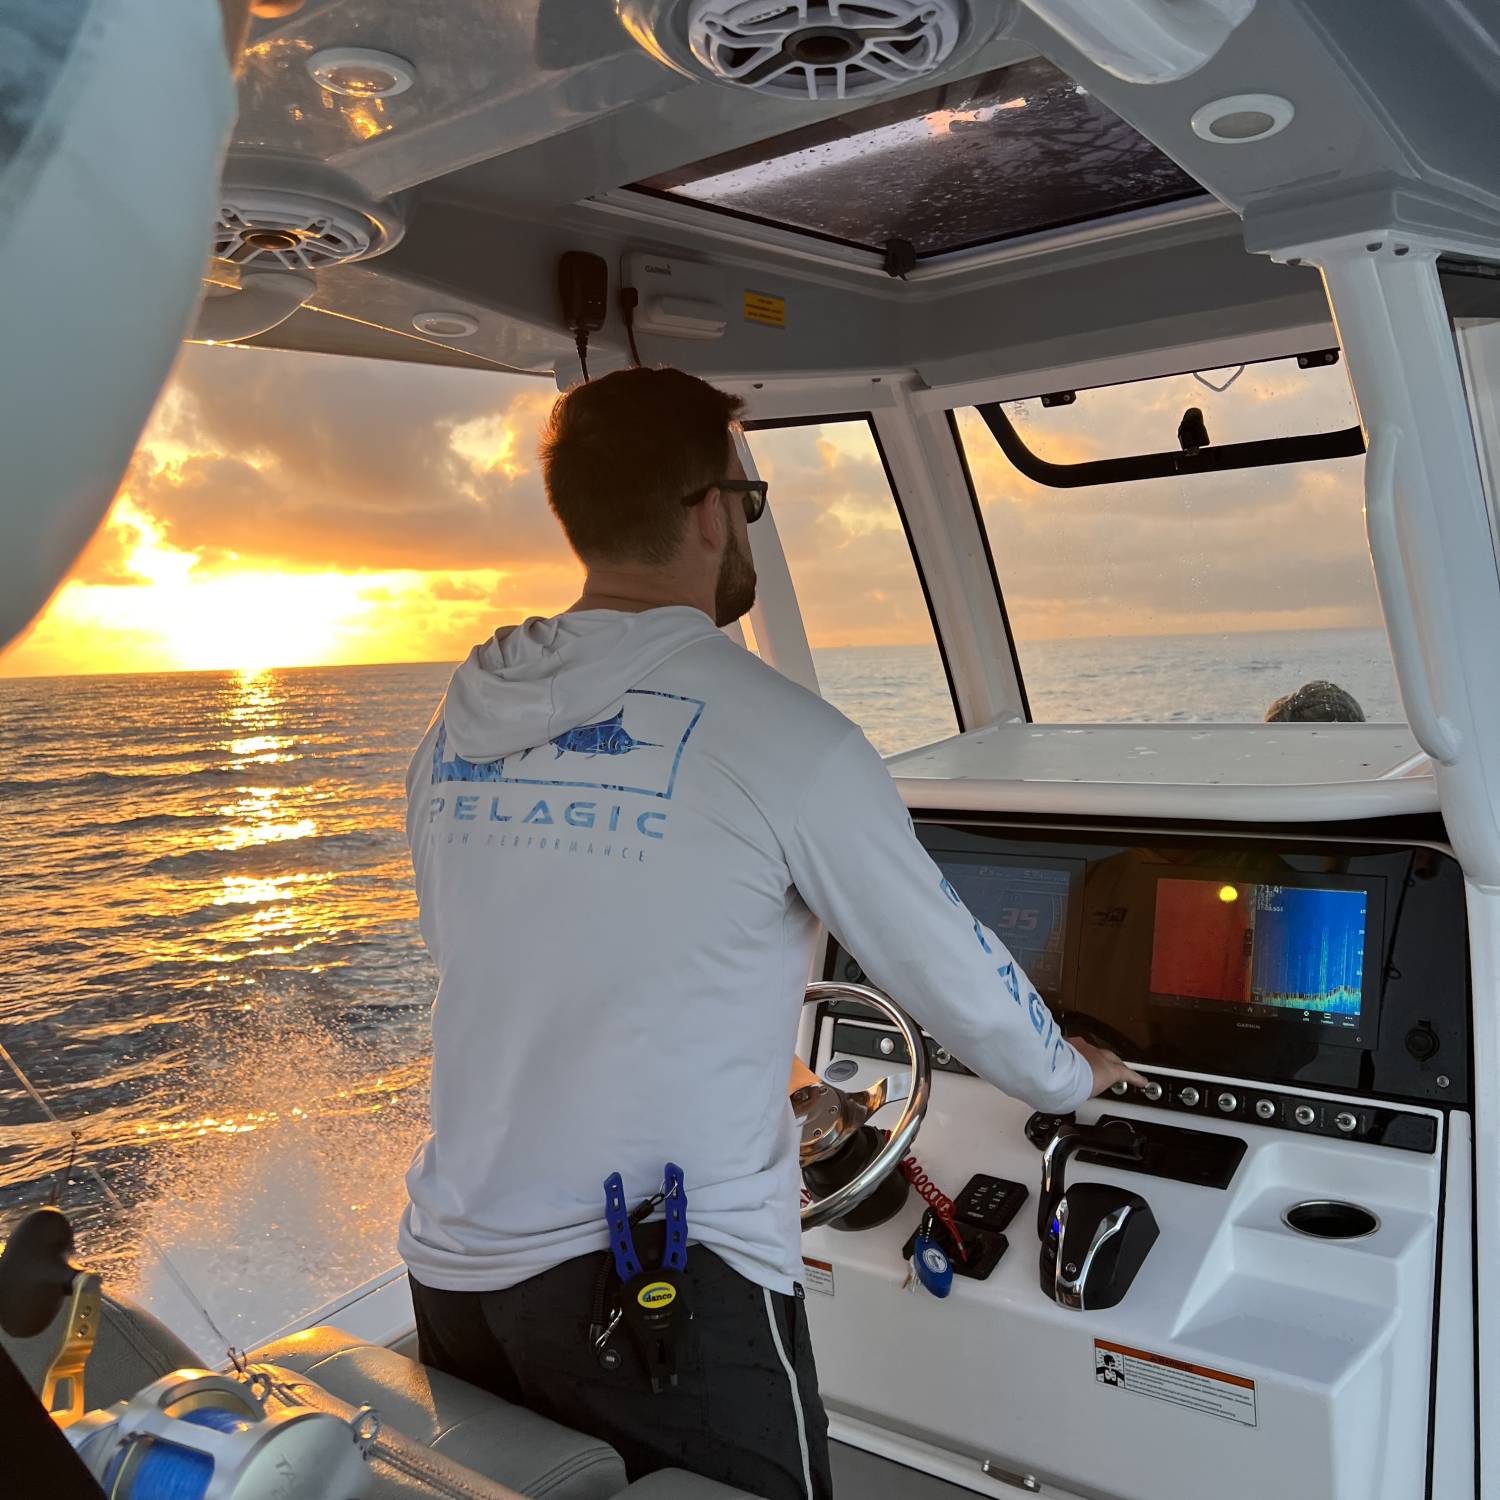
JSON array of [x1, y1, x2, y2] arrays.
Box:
[[1424, 1119, 1448, 1497], [743, 411, 873, 431], [977, 401, 1366, 488], [1439, 256, 1500, 321]]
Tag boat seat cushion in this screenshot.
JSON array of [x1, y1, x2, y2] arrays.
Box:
[[258, 1359, 534, 1500], [259, 1358, 760, 1500], [253, 1325, 626, 1500]]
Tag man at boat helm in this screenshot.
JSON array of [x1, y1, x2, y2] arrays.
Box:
[[402, 367, 1144, 1499]]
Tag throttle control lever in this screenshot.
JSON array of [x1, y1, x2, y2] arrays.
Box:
[[1036, 1120, 1144, 1242], [1037, 1121, 1158, 1312]]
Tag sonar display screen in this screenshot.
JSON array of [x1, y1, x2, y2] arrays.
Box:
[[1149, 878, 1369, 1033]]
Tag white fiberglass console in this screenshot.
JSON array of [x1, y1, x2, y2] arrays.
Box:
[[803, 817, 1467, 1500]]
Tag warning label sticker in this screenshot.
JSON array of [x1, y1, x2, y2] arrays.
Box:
[[744, 290, 786, 328], [1093, 1340, 1256, 1427], [802, 1257, 835, 1296]]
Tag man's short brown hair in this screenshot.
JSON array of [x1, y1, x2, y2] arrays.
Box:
[[539, 366, 745, 565]]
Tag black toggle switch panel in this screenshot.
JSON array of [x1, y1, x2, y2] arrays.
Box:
[[953, 1173, 1028, 1236], [1103, 1073, 1438, 1154]]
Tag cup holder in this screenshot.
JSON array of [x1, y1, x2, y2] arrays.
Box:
[[1282, 1199, 1380, 1240]]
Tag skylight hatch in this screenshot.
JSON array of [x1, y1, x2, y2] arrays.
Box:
[[631, 57, 1206, 258]]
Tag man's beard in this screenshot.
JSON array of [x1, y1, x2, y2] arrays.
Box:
[[714, 522, 757, 627]]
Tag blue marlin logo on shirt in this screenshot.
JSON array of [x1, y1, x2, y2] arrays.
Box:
[[433, 688, 705, 800], [524, 707, 660, 761]]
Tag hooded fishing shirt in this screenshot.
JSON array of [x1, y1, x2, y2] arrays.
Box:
[[400, 607, 1091, 1294]]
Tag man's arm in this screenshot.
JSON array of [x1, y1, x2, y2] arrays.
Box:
[[785, 729, 1143, 1113]]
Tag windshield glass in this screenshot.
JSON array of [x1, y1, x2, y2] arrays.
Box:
[[745, 418, 958, 754], [954, 353, 1406, 724]]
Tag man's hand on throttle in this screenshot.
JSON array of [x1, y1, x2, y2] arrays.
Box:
[[1069, 1037, 1148, 1097]]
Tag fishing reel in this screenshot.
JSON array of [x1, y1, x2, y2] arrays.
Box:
[[68, 1368, 377, 1499], [1, 1207, 375, 1499]]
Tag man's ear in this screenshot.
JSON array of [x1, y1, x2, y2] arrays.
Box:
[[692, 487, 724, 548]]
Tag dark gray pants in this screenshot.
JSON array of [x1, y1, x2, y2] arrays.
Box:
[[410, 1244, 833, 1500]]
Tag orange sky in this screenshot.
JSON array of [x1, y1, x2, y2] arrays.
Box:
[[0, 343, 1384, 678]]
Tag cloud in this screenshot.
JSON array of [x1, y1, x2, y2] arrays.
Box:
[[427, 577, 491, 602], [69, 500, 154, 586], [126, 346, 568, 573], [751, 422, 938, 647]]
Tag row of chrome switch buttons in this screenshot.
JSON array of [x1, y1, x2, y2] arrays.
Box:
[[1108, 1076, 1362, 1134]]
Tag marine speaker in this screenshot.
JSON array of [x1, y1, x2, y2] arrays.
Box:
[[622, 0, 1007, 102], [210, 157, 403, 273], [213, 187, 398, 272], [193, 162, 404, 342]]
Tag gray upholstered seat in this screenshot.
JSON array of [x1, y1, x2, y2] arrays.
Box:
[[252, 1326, 626, 1500], [5, 1300, 757, 1500], [253, 1360, 757, 1500]]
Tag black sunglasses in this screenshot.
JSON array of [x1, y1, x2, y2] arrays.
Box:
[[680, 478, 768, 524]]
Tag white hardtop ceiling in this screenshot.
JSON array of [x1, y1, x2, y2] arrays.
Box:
[[230, 0, 1500, 383]]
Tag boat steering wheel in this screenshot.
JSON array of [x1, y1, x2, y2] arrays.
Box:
[[793, 982, 932, 1229]]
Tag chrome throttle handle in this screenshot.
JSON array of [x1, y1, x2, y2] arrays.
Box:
[[1036, 1121, 1144, 1241]]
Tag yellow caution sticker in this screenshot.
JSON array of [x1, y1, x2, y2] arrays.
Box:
[[636, 1281, 677, 1308], [743, 290, 786, 329]]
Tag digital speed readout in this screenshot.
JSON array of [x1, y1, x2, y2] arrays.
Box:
[[938, 862, 1073, 998]]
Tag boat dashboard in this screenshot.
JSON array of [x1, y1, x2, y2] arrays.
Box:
[[803, 810, 1470, 1500]]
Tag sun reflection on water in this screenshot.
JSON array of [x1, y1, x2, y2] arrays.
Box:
[[2, 662, 444, 1353], [212, 873, 328, 906], [214, 792, 318, 851], [228, 734, 297, 764]]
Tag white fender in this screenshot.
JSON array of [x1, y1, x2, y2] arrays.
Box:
[[0, 0, 236, 652]]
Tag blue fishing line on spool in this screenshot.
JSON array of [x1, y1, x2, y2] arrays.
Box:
[[110, 1406, 251, 1499]]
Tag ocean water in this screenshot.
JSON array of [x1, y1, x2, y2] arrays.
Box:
[[0, 629, 1402, 1353]]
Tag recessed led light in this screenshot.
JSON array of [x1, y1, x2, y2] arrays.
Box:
[[308, 48, 415, 99], [413, 311, 479, 339], [1190, 93, 1293, 145]]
